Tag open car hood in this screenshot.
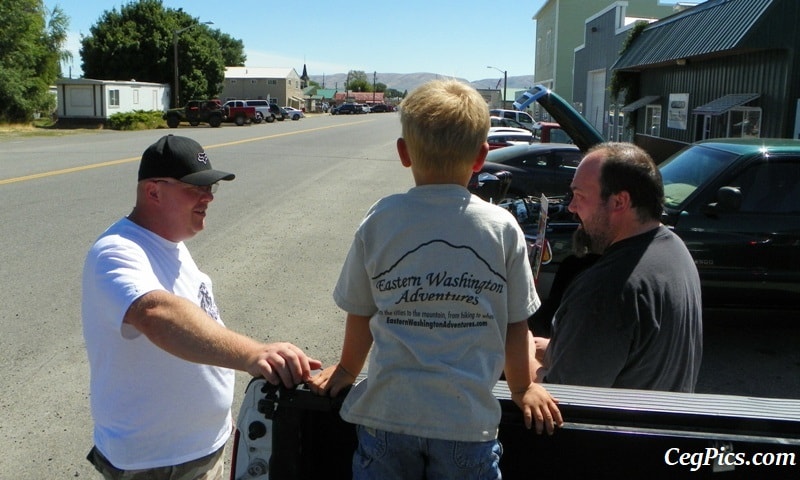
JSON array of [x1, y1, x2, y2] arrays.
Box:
[[513, 85, 605, 152]]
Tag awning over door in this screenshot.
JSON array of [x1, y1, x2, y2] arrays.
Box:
[[692, 93, 760, 116], [620, 95, 660, 112]]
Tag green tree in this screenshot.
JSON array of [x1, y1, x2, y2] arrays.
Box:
[[384, 88, 404, 100], [346, 70, 370, 92], [0, 0, 69, 122], [80, 0, 243, 104], [209, 30, 245, 67]]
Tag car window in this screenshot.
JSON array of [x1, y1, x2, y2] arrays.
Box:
[[512, 154, 548, 168], [549, 129, 571, 143], [559, 151, 583, 168], [489, 134, 531, 143], [527, 152, 579, 169], [732, 160, 800, 213]]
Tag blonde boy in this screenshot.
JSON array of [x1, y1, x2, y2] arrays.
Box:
[[310, 80, 561, 479]]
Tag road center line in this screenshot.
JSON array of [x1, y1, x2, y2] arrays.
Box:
[[0, 120, 372, 185]]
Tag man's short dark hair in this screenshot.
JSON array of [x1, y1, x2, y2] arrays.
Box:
[[591, 142, 664, 221]]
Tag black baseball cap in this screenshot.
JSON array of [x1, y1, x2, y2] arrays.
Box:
[[138, 135, 235, 185]]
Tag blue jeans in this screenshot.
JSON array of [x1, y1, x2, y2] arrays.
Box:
[[352, 425, 503, 480]]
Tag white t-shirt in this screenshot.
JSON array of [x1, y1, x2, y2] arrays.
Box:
[[81, 218, 235, 470], [335, 185, 539, 442]]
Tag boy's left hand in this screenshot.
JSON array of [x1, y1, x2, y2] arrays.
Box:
[[511, 383, 563, 435]]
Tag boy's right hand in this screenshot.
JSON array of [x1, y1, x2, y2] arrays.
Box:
[[307, 364, 357, 397]]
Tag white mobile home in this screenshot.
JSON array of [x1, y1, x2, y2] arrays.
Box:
[[56, 78, 170, 120]]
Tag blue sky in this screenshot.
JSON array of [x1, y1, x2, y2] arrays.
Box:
[[45, 0, 699, 82]]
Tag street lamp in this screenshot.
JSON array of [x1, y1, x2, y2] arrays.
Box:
[[487, 65, 507, 108], [173, 21, 214, 107]]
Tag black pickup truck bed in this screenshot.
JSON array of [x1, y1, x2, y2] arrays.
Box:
[[231, 376, 799, 479]]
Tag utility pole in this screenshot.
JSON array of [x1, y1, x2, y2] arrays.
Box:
[[487, 65, 507, 108], [173, 20, 213, 107]]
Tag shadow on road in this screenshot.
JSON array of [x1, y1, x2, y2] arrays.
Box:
[[696, 309, 800, 399]]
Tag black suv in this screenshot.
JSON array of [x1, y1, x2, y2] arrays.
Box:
[[268, 104, 287, 121], [331, 103, 361, 115], [369, 103, 390, 113]]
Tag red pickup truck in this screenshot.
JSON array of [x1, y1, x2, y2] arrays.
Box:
[[222, 101, 260, 126]]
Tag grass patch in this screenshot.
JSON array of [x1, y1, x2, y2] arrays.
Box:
[[0, 111, 168, 139]]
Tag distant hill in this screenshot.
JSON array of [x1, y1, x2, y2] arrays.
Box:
[[308, 73, 536, 96]]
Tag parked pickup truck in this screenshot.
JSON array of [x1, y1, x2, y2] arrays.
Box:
[[224, 100, 274, 123], [231, 377, 800, 479], [222, 101, 261, 126], [163, 99, 224, 128]]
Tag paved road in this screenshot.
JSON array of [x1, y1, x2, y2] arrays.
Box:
[[0, 114, 411, 478], [1, 114, 797, 479]]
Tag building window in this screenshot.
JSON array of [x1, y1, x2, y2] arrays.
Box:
[[727, 108, 761, 138], [132, 89, 139, 104], [109, 89, 120, 108], [250, 79, 257, 84], [645, 105, 661, 137], [268, 79, 277, 85], [230, 79, 237, 84]]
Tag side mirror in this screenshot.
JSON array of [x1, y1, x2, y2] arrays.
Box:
[[703, 186, 742, 215], [469, 171, 512, 203]]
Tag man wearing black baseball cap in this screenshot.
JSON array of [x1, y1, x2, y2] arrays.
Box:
[[82, 135, 321, 479], [138, 134, 235, 186]]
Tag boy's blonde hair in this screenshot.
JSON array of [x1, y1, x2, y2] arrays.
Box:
[[399, 79, 490, 177]]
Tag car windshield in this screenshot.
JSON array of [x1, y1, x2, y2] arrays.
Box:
[[549, 129, 571, 143], [659, 145, 739, 209]]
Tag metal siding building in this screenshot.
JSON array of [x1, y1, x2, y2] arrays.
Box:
[[612, 0, 800, 150], [573, 3, 645, 139]]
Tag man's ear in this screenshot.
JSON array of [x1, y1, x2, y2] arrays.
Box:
[[142, 180, 162, 203], [611, 190, 631, 211], [397, 138, 412, 167], [472, 142, 489, 172]]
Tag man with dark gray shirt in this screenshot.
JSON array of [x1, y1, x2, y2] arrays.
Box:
[[535, 142, 702, 392]]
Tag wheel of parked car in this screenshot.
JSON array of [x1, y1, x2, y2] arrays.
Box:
[[166, 115, 180, 129], [291, 114, 300, 120], [208, 115, 222, 128]]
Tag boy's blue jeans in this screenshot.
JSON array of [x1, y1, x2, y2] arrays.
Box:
[[352, 425, 503, 480]]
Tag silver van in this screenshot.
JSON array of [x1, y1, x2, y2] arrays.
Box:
[[490, 109, 534, 129]]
